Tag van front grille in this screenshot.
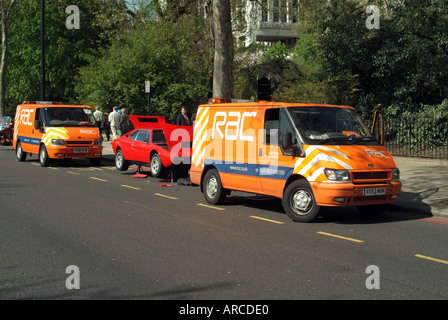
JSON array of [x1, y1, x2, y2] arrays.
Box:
[[65, 140, 93, 147]]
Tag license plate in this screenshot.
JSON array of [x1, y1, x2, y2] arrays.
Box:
[[363, 187, 386, 196], [73, 149, 88, 153]]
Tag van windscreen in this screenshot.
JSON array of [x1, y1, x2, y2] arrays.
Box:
[[287, 106, 379, 146], [42, 107, 96, 127]]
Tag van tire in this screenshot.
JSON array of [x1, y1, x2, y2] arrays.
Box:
[[203, 169, 226, 205], [115, 149, 129, 171], [150, 153, 163, 178], [16, 142, 27, 162], [283, 180, 320, 222], [39, 145, 50, 167]]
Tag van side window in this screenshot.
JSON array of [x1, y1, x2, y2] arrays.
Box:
[[264, 108, 279, 145], [264, 108, 297, 155]]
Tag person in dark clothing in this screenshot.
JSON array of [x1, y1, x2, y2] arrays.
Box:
[[176, 106, 191, 126]]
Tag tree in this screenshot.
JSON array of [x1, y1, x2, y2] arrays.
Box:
[[0, 0, 16, 118], [75, 15, 211, 119], [212, 0, 233, 98]]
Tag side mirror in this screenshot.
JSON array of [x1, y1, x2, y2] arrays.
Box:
[[281, 132, 293, 150], [34, 120, 43, 130]]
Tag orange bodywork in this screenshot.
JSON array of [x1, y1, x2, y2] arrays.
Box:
[[13, 103, 103, 160], [190, 101, 401, 208]]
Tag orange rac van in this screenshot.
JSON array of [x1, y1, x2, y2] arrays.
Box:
[[190, 99, 401, 222], [13, 101, 103, 166]]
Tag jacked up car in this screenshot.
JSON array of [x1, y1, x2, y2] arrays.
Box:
[[112, 116, 193, 178]]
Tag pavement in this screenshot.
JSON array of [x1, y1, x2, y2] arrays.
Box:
[[101, 139, 448, 219]]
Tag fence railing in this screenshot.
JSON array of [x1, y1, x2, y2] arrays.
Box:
[[384, 115, 448, 159]]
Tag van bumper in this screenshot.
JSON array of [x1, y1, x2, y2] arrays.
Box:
[[47, 146, 103, 159], [310, 181, 402, 207]]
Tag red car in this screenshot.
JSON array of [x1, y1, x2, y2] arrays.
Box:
[[0, 116, 13, 146], [112, 116, 193, 178]]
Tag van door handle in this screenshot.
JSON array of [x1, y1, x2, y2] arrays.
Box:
[[259, 148, 262, 157]]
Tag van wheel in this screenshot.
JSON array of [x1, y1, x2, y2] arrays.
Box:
[[150, 153, 163, 178], [283, 180, 320, 222], [115, 149, 129, 171], [203, 169, 226, 205], [39, 145, 50, 167], [16, 142, 27, 162]]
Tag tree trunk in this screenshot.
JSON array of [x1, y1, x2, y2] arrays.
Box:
[[212, 0, 233, 99], [0, 0, 16, 118]]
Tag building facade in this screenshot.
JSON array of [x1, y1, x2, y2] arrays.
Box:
[[240, 0, 299, 48]]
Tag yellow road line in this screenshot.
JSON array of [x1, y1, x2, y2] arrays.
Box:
[[155, 193, 178, 200], [31, 163, 40, 166], [67, 171, 80, 175], [90, 177, 108, 182], [250, 216, 285, 225], [48, 167, 59, 170], [415, 254, 448, 265], [197, 203, 225, 211], [318, 231, 364, 243], [122, 185, 142, 191], [89, 167, 103, 171]]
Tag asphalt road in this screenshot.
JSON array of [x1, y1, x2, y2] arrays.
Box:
[[1, 145, 447, 302]]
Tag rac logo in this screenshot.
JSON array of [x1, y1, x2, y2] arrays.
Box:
[[365, 149, 390, 159], [20, 108, 35, 126], [212, 111, 256, 142], [80, 129, 97, 135]]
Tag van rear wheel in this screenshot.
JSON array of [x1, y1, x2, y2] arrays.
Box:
[[203, 169, 226, 205], [283, 179, 320, 222]]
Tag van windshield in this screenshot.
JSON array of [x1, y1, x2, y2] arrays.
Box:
[[42, 107, 96, 128], [287, 106, 379, 145]]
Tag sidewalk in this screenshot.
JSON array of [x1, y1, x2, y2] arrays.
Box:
[[392, 157, 448, 218], [101, 140, 448, 218]]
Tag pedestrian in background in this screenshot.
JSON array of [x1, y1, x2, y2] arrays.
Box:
[[109, 106, 120, 140], [120, 108, 132, 135], [103, 109, 111, 141], [93, 106, 104, 140], [117, 109, 123, 137], [176, 106, 191, 126]]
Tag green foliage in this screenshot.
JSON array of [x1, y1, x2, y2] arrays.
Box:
[[6, 0, 117, 114], [75, 16, 211, 120]]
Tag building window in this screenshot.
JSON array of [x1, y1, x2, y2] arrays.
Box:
[[261, 0, 268, 22]]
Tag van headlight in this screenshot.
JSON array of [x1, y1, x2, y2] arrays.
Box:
[[51, 139, 65, 146], [94, 139, 102, 146], [324, 169, 351, 181], [392, 168, 400, 181]]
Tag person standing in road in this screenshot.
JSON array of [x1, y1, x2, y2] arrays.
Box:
[[109, 106, 120, 140], [176, 106, 191, 126], [93, 106, 104, 140]]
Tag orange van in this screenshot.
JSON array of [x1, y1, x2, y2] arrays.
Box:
[[13, 101, 103, 166], [190, 99, 401, 222]]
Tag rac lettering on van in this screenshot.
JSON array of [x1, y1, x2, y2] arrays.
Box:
[[365, 149, 390, 158], [80, 129, 97, 135], [20, 109, 35, 126], [212, 111, 256, 142]]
